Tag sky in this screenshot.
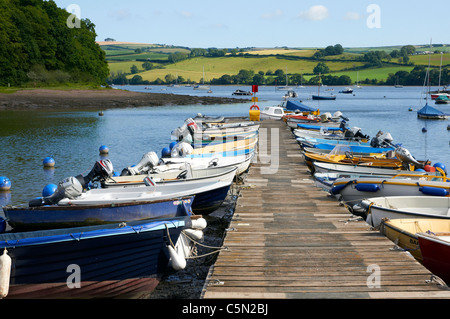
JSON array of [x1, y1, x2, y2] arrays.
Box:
[[53, 0, 449, 49]]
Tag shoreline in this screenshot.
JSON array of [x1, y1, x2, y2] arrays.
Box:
[[0, 88, 246, 110]]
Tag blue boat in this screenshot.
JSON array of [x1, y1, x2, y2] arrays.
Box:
[[312, 94, 336, 100], [297, 123, 343, 131], [311, 143, 394, 154], [3, 196, 194, 231], [296, 137, 370, 149], [285, 100, 318, 113], [0, 213, 197, 299], [417, 103, 449, 119]]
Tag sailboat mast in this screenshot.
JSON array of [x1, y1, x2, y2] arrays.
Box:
[[438, 52, 443, 93]]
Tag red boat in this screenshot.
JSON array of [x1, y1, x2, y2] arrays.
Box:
[[417, 231, 450, 284], [430, 93, 450, 100]]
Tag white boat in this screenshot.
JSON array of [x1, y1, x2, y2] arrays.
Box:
[[57, 166, 238, 207], [194, 66, 210, 90], [313, 172, 388, 192], [232, 89, 252, 96], [282, 90, 298, 99], [171, 118, 259, 144], [339, 87, 353, 94], [260, 106, 285, 120], [359, 196, 450, 229], [293, 128, 345, 140], [330, 173, 450, 207], [159, 151, 254, 176], [312, 162, 431, 177]]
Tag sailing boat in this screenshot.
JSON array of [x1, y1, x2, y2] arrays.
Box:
[[276, 67, 292, 90], [312, 73, 336, 100], [431, 52, 450, 100], [417, 41, 449, 119], [194, 66, 210, 90], [354, 71, 362, 89]]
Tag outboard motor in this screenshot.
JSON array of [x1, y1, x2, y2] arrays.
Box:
[[171, 142, 194, 158], [28, 159, 114, 207], [120, 152, 159, 176], [29, 176, 83, 207], [171, 118, 200, 143], [378, 132, 393, 147], [76, 159, 114, 187]]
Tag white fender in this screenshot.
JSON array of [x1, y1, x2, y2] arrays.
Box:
[[191, 218, 207, 230], [0, 249, 11, 298], [168, 245, 186, 270], [184, 228, 204, 241]]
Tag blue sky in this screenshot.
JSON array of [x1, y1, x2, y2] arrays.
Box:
[[54, 0, 449, 48]]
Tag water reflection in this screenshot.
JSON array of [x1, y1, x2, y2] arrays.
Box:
[[1, 86, 449, 206]]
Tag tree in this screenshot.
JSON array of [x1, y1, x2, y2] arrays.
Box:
[[142, 61, 153, 70], [130, 65, 139, 74], [313, 62, 330, 74], [0, 0, 109, 86], [252, 73, 265, 85]]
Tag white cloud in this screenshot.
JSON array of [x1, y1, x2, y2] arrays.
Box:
[[298, 5, 329, 21], [262, 9, 283, 19], [344, 12, 361, 20], [180, 11, 194, 18], [108, 9, 131, 21]]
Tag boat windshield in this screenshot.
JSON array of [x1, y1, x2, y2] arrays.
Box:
[[328, 145, 352, 156]]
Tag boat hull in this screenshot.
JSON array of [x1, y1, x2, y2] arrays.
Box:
[[4, 197, 194, 231], [1, 217, 190, 298], [417, 232, 450, 284], [312, 95, 336, 100], [362, 196, 450, 229]]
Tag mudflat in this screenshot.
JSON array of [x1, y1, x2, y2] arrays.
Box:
[[0, 88, 244, 110]]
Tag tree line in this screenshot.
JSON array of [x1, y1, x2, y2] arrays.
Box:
[[0, 0, 108, 87]]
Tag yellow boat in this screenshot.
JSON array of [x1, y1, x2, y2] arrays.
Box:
[[303, 151, 405, 172], [191, 137, 258, 155], [380, 218, 450, 264]]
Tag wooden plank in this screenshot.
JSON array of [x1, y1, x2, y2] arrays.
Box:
[[202, 120, 450, 299]]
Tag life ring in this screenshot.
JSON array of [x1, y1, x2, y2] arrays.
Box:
[[250, 105, 260, 111]]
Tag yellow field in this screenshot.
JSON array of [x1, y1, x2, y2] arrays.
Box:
[[409, 53, 450, 66], [242, 49, 317, 56]]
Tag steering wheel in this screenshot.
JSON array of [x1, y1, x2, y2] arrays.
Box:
[[345, 151, 354, 159], [176, 170, 188, 179]]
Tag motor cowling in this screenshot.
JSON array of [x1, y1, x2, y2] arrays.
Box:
[[29, 176, 83, 207], [121, 152, 159, 176], [171, 142, 193, 158], [28, 160, 114, 207]]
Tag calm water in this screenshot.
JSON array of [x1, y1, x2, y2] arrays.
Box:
[[1, 84, 449, 207]]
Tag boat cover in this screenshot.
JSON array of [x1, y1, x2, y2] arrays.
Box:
[[285, 100, 317, 113], [417, 103, 447, 117]]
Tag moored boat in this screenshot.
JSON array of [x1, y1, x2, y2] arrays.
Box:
[[417, 230, 450, 285], [417, 103, 449, 119], [360, 196, 450, 228], [0, 212, 206, 298], [260, 106, 285, 120], [331, 172, 449, 209], [379, 218, 450, 264]]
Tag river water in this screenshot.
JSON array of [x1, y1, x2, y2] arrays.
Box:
[[1, 84, 449, 207]]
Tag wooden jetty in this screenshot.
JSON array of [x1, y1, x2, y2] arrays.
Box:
[[202, 119, 450, 299]]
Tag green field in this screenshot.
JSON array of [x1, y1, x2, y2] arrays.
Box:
[[99, 43, 449, 84], [132, 56, 365, 82]]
